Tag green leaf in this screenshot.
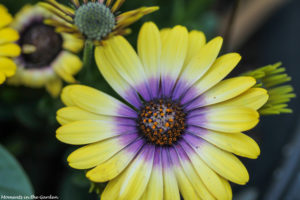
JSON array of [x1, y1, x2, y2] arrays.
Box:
[[0, 144, 34, 196]]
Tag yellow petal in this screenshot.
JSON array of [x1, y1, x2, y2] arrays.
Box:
[[220, 177, 232, 200], [160, 25, 188, 83], [174, 145, 215, 200], [183, 30, 206, 67], [60, 85, 132, 117], [0, 57, 17, 77], [173, 164, 200, 200], [215, 88, 269, 110], [86, 139, 144, 182], [140, 148, 163, 200], [45, 77, 62, 98], [178, 37, 223, 90], [199, 76, 256, 107], [62, 33, 84, 53], [189, 106, 259, 133], [102, 36, 147, 88], [56, 120, 125, 145], [162, 149, 180, 200], [53, 51, 82, 83], [95, 46, 142, 107], [170, 148, 208, 200], [117, 146, 154, 200], [0, 28, 19, 44], [67, 135, 135, 169], [179, 141, 228, 199], [194, 53, 241, 95], [187, 135, 249, 185], [138, 22, 161, 78], [160, 28, 171, 43], [0, 5, 13, 28], [61, 85, 76, 106], [0, 72, 5, 84], [197, 129, 260, 158], [0, 43, 21, 57], [101, 146, 154, 200], [56, 106, 113, 125]]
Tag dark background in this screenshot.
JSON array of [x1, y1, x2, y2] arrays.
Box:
[[0, 0, 299, 199]]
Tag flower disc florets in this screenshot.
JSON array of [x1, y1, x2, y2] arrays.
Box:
[[74, 2, 116, 41], [138, 99, 186, 146], [20, 23, 62, 69]]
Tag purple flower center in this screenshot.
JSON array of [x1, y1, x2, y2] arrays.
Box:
[[138, 99, 186, 146]]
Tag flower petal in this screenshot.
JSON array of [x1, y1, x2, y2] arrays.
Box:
[[173, 37, 223, 99], [214, 88, 269, 110], [101, 145, 154, 200], [0, 57, 16, 77], [181, 53, 241, 105], [188, 126, 260, 159], [188, 106, 259, 133], [0, 72, 5, 84], [0, 43, 21, 57], [95, 46, 143, 108], [162, 148, 180, 200], [178, 140, 229, 199], [160, 25, 188, 97], [61, 33, 84, 53], [67, 134, 138, 169], [86, 138, 144, 182], [0, 5, 13, 29], [169, 148, 200, 200], [45, 77, 62, 98], [185, 76, 256, 110], [220, 177, 232, 200], [140, 147, 163, 200], [57, 106, 120, 125], [53, 51, 82, 83], [138, 22, 161, 97], [183, 30, 206, 67], [0, 28, 19, 45], [60, 85, 137, 118], [56, 120, 136, 145], [101, 36, 151, 100], [184, 134, 249, 185]]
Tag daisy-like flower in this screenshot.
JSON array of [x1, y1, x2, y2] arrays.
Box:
[[243, 62, 295, 115], [7, 5, 83, 97], [0, 4, 21, 84], [40, 0, 159, 44], [56, 22, 269, 200]]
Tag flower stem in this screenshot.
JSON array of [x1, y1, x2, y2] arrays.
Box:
[[83, 39, 94, 68], [81, 39, 94, 82]]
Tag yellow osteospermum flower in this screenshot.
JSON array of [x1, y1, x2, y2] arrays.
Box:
[[7, 4, 84, 97], [40, 0, 158, 44], [0, 4, 21, 84], [56, 22, 269, 200]]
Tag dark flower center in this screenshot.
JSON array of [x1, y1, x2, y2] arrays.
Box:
[[74, 2, 116, 40], [138, 99, 186, 146], [20, 23, 63, 69]]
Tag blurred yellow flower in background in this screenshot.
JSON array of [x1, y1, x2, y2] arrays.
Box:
[[7, 4, 84, 97], [0, 4, 21, 84]]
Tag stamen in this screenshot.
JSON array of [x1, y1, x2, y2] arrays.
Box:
[[138, 99, 186, 146]]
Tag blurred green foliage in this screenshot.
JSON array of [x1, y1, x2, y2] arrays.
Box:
[[0, 144, 33, 196]]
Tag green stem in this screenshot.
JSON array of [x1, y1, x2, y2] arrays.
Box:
[[83, 39, 94, 68], [81, 39, 94, 82]]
